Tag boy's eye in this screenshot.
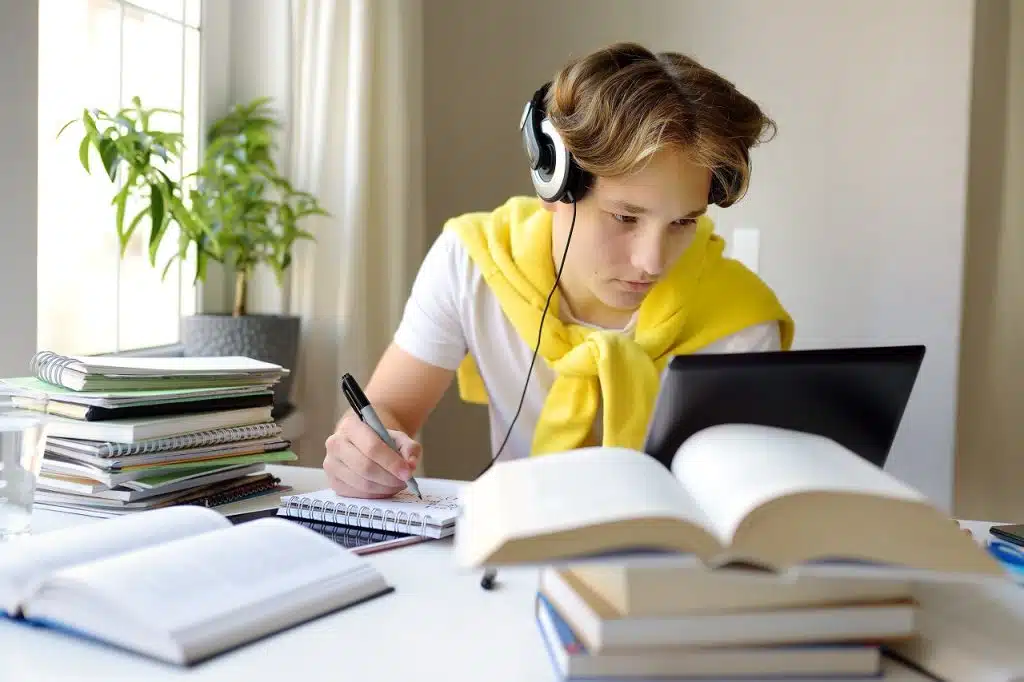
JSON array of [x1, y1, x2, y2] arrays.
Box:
[[611, 213, 638, 224], [672, 218, 697, 228]]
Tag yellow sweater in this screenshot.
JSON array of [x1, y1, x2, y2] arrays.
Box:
[[446, 196, 794, 455]]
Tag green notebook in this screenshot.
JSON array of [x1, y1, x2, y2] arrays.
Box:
[[2, 377, 274, 407]]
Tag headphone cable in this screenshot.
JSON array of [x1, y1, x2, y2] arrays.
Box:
[[472, 199, 578, 480]]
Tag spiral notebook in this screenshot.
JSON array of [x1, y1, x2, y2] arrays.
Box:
[[29, 351, 287, 392], [277, 479, 463, 539], [47, 422, 285, 458]]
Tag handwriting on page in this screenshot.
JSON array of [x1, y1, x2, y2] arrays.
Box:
[[392, 490, 460, 511]]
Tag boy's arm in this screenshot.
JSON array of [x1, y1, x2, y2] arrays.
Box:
[[362, 343, 455, 437]]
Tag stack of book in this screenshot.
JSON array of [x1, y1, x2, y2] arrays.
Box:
[[453, 424, 1010, 681], [1, 351, 298, 517], [535, 561, 918, 680]]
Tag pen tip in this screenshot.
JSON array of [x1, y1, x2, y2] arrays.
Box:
[[406, 479, 423, 500]]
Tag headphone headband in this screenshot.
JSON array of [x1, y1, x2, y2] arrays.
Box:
[[520, 81, 744, 206]]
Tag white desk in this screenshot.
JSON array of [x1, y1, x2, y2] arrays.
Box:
[[0, 465, 958, 681]]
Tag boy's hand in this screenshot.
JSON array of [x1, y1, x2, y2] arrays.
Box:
[[323, 411, 422, 498]]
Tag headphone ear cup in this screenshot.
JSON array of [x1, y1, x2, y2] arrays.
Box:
[[520, 100, 546, 171], [521, 81, 590, 204], [529, 118, 574, 203]]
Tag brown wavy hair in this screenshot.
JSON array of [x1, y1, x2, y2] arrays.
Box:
[[546, 42, 776, 207]]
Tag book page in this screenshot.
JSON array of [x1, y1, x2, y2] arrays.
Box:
[[455, 446, 717, 565], [41, 517, 376, 634], [671, 424, 928, 545], [0, 506, 228, 613]]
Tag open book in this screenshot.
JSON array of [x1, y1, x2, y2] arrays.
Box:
[[455, 424, 1004, 577], [0, 506, 392, 665]]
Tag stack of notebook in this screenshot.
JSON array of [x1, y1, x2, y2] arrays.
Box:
[[1, 351, 298, 517]]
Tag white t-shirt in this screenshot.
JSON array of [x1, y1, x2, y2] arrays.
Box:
[[393, 228, 781, 463]]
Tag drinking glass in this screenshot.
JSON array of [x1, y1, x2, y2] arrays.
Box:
[[0, 400, 48, 540]]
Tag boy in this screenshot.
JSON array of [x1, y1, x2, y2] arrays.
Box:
[[324, 42, 794, 499]]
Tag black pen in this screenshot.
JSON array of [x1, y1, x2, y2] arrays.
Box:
[[341, 373, 422, 500]]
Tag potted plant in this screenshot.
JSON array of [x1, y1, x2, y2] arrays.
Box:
[[60, 96, 326, 415]]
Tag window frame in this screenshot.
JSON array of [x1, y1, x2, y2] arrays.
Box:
[[37, 0, 233, 358]]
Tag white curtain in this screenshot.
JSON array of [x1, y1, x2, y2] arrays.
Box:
[[282, 0, 426, 465]]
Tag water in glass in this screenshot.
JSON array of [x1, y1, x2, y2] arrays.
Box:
[[0, 413, 46, 540]]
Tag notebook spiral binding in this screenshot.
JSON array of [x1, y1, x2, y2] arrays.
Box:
[[31, 351, 77, 386], [189, 475, 281, 508], [97, 423, 284, 457], [282, 496, 436, 536]]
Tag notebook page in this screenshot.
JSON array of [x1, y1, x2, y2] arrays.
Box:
[[41, 517, 379, 634], [281, 479, 463, 527], [69, 355, 283, 375], [0, 506, 229, 613], [671, 424, 928, 545]]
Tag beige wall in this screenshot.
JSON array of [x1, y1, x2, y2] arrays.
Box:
[[955, 0, 1024, 521], [0, 0, 38, 375], [420, 0, 977, 509]]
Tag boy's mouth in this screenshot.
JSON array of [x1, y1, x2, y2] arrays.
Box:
[[617, 279, 656, 293]]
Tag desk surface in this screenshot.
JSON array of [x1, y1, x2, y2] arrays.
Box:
[[0, 465, 951, 681]]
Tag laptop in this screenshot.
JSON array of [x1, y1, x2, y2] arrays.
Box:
[[642, 344, 926, 471]]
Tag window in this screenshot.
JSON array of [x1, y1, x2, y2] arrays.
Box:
[[37, 0, 204, 356]]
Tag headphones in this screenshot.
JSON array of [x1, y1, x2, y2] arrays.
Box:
[[519, 81, 745, 206]]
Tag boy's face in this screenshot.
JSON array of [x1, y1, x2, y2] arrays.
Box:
[[547, 148, 712, 325]]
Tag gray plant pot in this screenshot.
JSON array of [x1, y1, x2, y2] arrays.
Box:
[[180, 314, 301, 416]]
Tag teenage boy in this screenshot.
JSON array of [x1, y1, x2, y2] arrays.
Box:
[[324, 42, 793, 499]]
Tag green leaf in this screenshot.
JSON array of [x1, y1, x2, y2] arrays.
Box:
[[155, 168, 177, 193], [123, 209, 147, 257], [56, 118, 78, 139], [112, 181, 130, 244], [148, 183, 165, 265], [98, 138, 119, 182], [81, 110, 100, 139], [78, 136, 92, 173], [160, 253, 178, 281]]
